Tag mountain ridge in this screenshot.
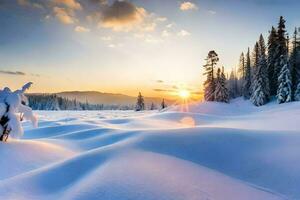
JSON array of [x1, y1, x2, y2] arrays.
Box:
[[27, 91, 174, 106]]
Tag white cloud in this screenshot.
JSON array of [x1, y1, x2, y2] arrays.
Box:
[[145, 35, 163, 44], [134, 33, 145, 38], [177, 30, 191, 37], [180, 2, 198, 11], [166, 23, 175, 28], [101, 36, 112, 41], [75, 26, 90, 32], [108, 43, 122, 48], [162, 30, 170, 37], [208, 10, 216, 15], [156, 17, 167, 22]]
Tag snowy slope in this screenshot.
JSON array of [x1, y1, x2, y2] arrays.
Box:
[[0, 98, 299, 199]]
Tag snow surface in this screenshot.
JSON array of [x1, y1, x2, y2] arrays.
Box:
[[0, 98, 300, 199]]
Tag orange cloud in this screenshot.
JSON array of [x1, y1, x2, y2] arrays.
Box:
[[180, 2, 198, 11], [53, 7, 75, 24], [53, 0, 82, 10], [74, 26, 90, 32]]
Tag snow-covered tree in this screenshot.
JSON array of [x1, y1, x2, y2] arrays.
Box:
[[228, 69, 239, 99], [277, 55, 292, 104], [135, 92, 145, 111], [252, 42, 260, 79], [251, 35, 270, 106], [294, 82, 300, 101], [161, 99, 167, 109], [215, 67, 229, 103], [0, 83, 37, 141], [203, 50, 219, 101], [290, 27, 300, 99], [267, 26, 279, 96], [150, 102, 156, 110], [243, 48, 252, 99], [274, 16, 288, 93], [238, 52, 245, 79]]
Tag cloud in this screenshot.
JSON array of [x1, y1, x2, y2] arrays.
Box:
[[108, 43, 122, 48], [99, 0, 147, 32], [156, 17, 167, 22], [89, 0, 108, 5], [101, 36, 112, 41], [53, 7, 75, 24], [180, 1, 198, 11], [17, 0, 44, 9], [177, 29, 191, 37], [16, 0, 171, 38], [53, 0, 82, 10], [144, 35, 163, 44], [166, 23, 175, 28], [161, 30, 170, 37], [74, 25, 90, 32], [208, 10, 216, 15], [153, 89, 173, 92], [0, 70, 26, 76]]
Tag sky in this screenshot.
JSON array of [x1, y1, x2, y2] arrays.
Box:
[[0, 0, 300, 98]]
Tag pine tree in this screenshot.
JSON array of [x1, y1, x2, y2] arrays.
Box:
[[150, 102, 155, 110], [161, 99, 167, 109], [228, 69, 238, 98], [243, 48, 251, 99], [290, 27, 300, 99], [215, 67, 229, 103], [277, 55, 292, 104], [238, 52, 245, 79], [252, 42, 260, 78], [267, 26, 278, 96], [251, 35, 270, 106], [274, 16, 288, 93], [135, 92, 145, 111], [203, 50, 219, 101], [294, 82, 300, 101]]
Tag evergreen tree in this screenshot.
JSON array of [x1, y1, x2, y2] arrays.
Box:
[[214, 67, 229, 103], [161, 99, 167, 109], [243, 48, 251, 99], [277, 55, 292, 104], [251, 35, 270, 106], [290, 27, 300, 98], [238, 52, 245, 79], [228, 69, 238, 98], [274, 16, 288, 93], [267, 26, 278, 96], [252, 42, 260, 77], [150, 102, 156, 110], [135, 92, 145, 111], [294, 82, 300, 101], [203, 50, 219, 101]]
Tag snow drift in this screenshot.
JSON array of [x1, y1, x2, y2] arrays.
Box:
[[0, 98, 299, 199]]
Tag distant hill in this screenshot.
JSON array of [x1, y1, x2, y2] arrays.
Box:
[[55, 91, 173, 106]]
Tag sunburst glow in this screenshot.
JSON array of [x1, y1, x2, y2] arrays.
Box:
[[178, 90, 191, 99]]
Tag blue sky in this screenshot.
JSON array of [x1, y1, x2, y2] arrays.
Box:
[[0, 0, 299, 98]]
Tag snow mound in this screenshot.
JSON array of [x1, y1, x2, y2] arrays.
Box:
[[1, 98, 300, 199]]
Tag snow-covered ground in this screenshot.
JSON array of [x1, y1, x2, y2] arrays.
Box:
[[0, 98, 300, 200]]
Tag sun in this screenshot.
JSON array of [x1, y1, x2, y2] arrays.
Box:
[[178, 89, 191, 99]]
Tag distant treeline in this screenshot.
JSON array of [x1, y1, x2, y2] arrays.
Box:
[[26, 94, 135, 110]]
